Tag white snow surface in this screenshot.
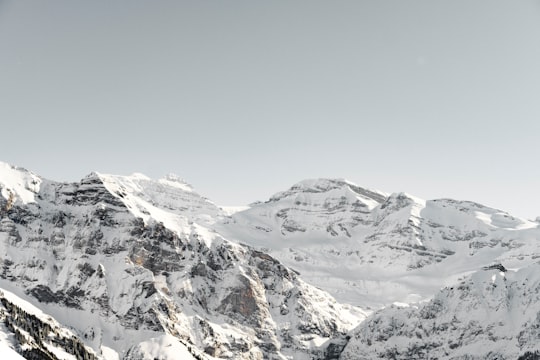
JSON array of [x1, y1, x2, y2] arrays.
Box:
[[0, 323, 25, 360], [97, 172, 223, 235], [0, 342, 25, 360], [0, 161, 41, 205], [127, 334, 197, 360]]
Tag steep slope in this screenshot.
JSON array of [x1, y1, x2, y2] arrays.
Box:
[[220, 179, 540, 307], [0, 288, 101, 360], [340, 262, 540, 359], [0, 162, 366, 359]]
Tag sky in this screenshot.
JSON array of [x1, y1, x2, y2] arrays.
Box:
[[1, 0, 539, 219]]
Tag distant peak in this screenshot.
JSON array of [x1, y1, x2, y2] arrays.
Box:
[[163, 173, 189, 184], [381, 192, 425, 207], [83, 171, 101, 179], [267, 178, 349, 202], [160, 173, 193, 191], [0, 161, 34, 176], [269, 178, 387, 204], [290, 178, 349, 192], [387, 191, 423, 202], [92, 171, 195, 193], [129, 172, 152, 180]]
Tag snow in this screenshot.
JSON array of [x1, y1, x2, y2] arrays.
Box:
[[130, 334, 198, 360], [220, 206, 250, 216], [160, 174, 194, 192], [0, 287, 102, 359], [219, 178, 540, 309], [0, 161, 41, 204], [97, 172, 222, 234], [100, 346, 120, 360], [43, 342, 78, 360], [0, 165, 370, 359], [342, 263, 540, 359], [2, 161, 539, 359], [1, 288, 53, 324], [0, 341, 25, 360], [0, 322, 25, 360]]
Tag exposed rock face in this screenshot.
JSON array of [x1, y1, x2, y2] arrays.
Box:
[[217, 274, 267, 327], [0, 163, 364, 359], [265, 178, 386, 237]]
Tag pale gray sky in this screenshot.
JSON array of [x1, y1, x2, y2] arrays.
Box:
[[1, 0, 539, 219]]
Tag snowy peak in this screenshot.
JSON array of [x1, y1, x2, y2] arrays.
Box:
[[270, 178, 387, 208], [428, 198, 537, 230], [222, 178, 388, 243], [220, 178, 540, 308], [96, 172, 223, 231], [374, 192, 426, 224], [160, 173, 194, 191], [379, 192, 425, 210], [272, 178, 352, 196], [0, 162, 41, 206]]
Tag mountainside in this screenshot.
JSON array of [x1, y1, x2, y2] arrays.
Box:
[[340, 263, 540, 359], [0, 162, 365, 359], [1, 161, 539, 360], [219, 178, 540, 307]]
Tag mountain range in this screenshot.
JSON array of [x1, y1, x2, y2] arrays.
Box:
[[0, 161, 539, 359]]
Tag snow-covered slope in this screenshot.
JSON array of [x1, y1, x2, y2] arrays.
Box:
[[340, 262, 540, 359], [219, 178, 540, 308], [0, 162, 41, 206], [0, 162, 365, 359]]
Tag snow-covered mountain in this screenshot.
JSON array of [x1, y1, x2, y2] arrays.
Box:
[[0, 162, 365, 359], [220, 178, 540, 308], [1, 161, 539, 359], [341, 263, 540, 359]]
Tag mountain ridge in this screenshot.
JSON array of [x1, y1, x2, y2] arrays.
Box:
[[1, 160, 539, 359]]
